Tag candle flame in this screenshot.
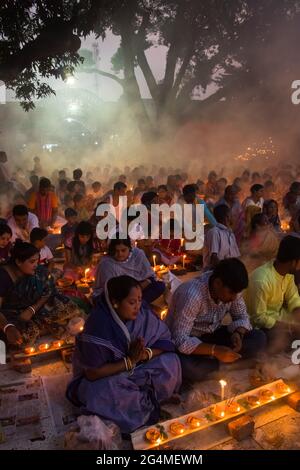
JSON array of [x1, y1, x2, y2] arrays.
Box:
[[160, 308, 168, 320], [84, 268, 90, 279], [79, 326, 84, 331], [271, 395, 275, 401], [219, 379, 227, 387], [220, 411, 225, 418], [25, 347, 35, 354]]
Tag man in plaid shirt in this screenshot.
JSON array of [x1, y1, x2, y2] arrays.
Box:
[[167, 258, 266, 381]]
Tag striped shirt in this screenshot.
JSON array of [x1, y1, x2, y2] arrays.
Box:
[[167, 271, 252, 354]]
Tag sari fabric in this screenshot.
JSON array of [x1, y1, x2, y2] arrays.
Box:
[[66, 287, 181, 433]]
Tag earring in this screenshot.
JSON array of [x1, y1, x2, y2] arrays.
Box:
[[113, 303, 118, 309]]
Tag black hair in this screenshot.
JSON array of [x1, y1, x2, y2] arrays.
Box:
[[73, 168, 83, 180], [141, 191, 157, 207], [158, 185, 168, 192], [107, 275, 141, 302], [30, 227, 48, 243], [73, 221, 94, 259], [12, 205, 28, 217], [65, 207, 77, 218], [114, 181, 127, 191], [213, 204, 230, 223], [39, 177, 51, 189], [0, 223, 12, 237], [183, 184, 196, 196], [277, 235, 300, 263], [92, 181, 101, 189], [211, 258, 248, 293], [250, 184, 264, 194], [10, 239, 39, 263], [108, 235, 132, 257], [138, 178, 146, 185]]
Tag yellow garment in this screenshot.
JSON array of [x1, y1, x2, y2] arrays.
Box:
[[244, 260, 300, 329]]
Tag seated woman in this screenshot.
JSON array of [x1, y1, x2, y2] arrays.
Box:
[[263, 199, 281, 232], [240, 213, 280, 273], [0, 223, 12, 264], [64, 221, 96, 281], [66, 275, 181, 433], [94, 235, 165, 304], [152, 219, 182, 266], [0, 240, 85, 348]]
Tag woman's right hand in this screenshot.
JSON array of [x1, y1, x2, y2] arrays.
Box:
[[5, 325, 23, 345], [213, 345, 241, 363], [128, 337, 145, 364]]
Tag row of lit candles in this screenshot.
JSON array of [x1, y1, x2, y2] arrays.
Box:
[[24, 340, 65, 355], [146, 380, 292, 446]]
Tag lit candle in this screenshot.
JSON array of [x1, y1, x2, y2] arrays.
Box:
[[24, 346, 35, 355], [169, 422, 185, 436], [52, 340, 64, 349], [173, 264, 177, 269], [160, 308, 168, 320], [187, 416, 201, 428], [276, 382, 291, 395], [180, 238, 184, 248], [182, 254, 187, 269], [134, 240, 138, 247], [219, 379, 227, 401], [84, 268, 90, 281], [153, 255, 156, 268], [38, 343, 50, 352]]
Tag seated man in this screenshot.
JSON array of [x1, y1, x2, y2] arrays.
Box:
[[244, 235, 300, 353], [203, 204, 240, 270], [7, 204, 39, 243], [167, 258, 266, 382]]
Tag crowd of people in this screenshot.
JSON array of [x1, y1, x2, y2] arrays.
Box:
[[1, 151, 300, 434]]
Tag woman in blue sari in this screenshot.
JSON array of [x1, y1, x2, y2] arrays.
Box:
[[94, 235, 165, 304], [67, 275, 181, 433]]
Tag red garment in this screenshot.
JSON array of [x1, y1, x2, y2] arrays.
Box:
[[36, 192, 53, 225], [159, 238, 181, 256]]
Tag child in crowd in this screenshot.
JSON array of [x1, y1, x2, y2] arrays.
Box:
[[0, 223, 12, 263], [30, 227, 54, 268]]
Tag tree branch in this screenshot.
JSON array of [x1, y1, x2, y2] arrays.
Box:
[[83, 67, 124, 86]]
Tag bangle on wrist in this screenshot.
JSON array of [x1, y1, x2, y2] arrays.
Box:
[[3, 323, 15, 334], [145, 347, 153, 361], [28, 306, 36, 316]]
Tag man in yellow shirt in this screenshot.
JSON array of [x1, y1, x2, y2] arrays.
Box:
[[245, 235, 300, 353]]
